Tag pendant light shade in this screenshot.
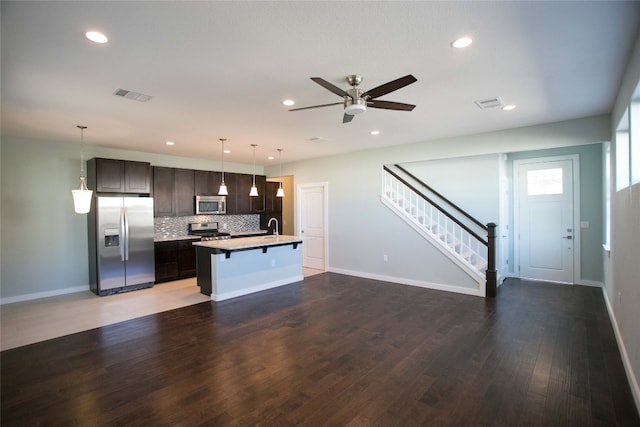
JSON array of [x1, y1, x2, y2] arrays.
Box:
[[276, 148, 285, 198], [72, 125, 93, 214], [249, 144, 259, 197], [218, 138, 228, 196]]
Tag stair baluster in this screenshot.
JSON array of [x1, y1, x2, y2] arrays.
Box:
[[381, 164, 498, 297]]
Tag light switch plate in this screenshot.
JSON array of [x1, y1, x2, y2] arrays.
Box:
[[580, 221, 589, 229]]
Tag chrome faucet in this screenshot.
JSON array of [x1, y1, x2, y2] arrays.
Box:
[[267, 217, 279, 236]]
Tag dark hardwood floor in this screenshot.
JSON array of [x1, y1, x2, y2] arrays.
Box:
[[2, 274, 638, 426]]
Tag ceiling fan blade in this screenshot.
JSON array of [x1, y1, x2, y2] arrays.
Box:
[[368, 100, 416, 111], [342, 113, 354, 123], [362, 74, 417, 99], [289, 102, 343, 112], [311, 77, 350, 98]]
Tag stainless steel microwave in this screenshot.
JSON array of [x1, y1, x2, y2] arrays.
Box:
[[195, 195, 226, 215]]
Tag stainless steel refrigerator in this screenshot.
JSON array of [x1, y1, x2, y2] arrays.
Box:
[[88, 197, 155, 295]]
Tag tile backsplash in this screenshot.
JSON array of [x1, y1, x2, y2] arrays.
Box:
[[154, 215, 261, 239]]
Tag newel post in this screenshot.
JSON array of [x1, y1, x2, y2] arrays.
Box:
[[486, 222, 497, 298]]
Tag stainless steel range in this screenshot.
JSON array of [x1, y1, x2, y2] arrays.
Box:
[[188, 222, 231, 241]]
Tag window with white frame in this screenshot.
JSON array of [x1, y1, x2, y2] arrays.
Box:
[[616, 107, 630, 191], [631, 99, 640, 185], [604, 141, 611, 250]]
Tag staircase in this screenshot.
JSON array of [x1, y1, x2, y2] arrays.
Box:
[[381, 164, 497, 297]]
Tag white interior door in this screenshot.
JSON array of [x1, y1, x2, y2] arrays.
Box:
[[297, 183, 327, 270], [514, 157, 578, 283]]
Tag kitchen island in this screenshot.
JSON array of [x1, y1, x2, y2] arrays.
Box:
[[193, 235, 303, 301]]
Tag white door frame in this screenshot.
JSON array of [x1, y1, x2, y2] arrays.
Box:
[[513, 154, 581, 283], [498, 154, 510, 280], [296, 182, 329, 271]]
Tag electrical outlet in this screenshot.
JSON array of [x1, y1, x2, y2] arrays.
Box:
[[618, 292, 622, 305], [223, 223, 227, 229], [271, 259, 276, 267], [383, 254, 388, 262]]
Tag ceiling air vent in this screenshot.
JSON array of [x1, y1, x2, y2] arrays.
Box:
[[113, 88, 153, 102], [474, 97, 504, 110], [307, 136, 327, 143]]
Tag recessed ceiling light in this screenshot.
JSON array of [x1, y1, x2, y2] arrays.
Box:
[[282, 99, 295, 106], [502, 104, 516, 111], [165, 141, 175, 146], [451, 37, 472, 49], [268, 156, 275, 160], [224, 149, 231, 154], [370, 130, 380, 135], [85, 31, 109, 44]]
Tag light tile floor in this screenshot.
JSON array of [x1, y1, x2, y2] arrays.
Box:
[[1, 268, 324, 351]]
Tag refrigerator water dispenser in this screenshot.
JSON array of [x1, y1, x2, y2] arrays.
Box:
[[104, 228, 120, 247]]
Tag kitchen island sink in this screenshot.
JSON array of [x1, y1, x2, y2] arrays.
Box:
[[193, 235, 303, 301]]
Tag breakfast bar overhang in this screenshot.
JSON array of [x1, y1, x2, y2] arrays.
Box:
[[193, 235, 303, 301]]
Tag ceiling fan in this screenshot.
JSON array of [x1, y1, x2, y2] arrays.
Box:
[[289, 74, 417, 123]]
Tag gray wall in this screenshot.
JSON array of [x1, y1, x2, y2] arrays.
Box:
[[0, 137, 260, 300], [607, 31, 640, 407], [399, 145, 604, 283], [264, 114, 609, 292], [402, 154, 502, 226], [507, 143, 604, 283], [1, 114, 610, 301]]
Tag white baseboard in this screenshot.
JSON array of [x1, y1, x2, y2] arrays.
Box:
[[327, 267, 485, 297], [602, 288, 640, 415], [576, 279, 603, 288], [0, 285, 90, 305]]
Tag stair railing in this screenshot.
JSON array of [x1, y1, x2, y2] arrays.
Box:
[[382, 164, 497, 297]]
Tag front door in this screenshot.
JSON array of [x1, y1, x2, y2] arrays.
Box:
[[514, 156, 578, 283], [298, 183, 327, 270]]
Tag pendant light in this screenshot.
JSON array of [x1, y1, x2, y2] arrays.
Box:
[[249, 144, 259, 197], [276, 148, 285, 198], [218, 138, 228, 196], [71, 125, 93, 214]]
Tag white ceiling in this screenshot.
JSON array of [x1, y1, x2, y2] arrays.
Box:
[[2, 1, 639, 166]]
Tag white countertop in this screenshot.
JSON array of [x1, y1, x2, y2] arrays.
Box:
[[154, 235, 200, 242], [229, 230, 269, 237], [193, 235, 302, 251], [154, 230, 268, 242]]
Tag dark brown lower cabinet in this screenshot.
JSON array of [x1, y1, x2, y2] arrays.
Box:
[[177, 240, 197, 277], [154, 239, 199, 283]]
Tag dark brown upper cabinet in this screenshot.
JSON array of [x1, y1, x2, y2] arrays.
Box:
[[194, 170, 223, 196], [251, 175, 266, 214], [87, 158, 151, 194], [265, 181, 283, 214], [152, 167, 194, 217], [226, 173, 248, 214], [152, 167, 174, 217], [227, 173, 265, 214], [174, 168, 195, 216]]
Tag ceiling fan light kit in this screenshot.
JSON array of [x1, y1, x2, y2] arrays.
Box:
[[344, 102, 366, 115], [290, 74, 417, 123]]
